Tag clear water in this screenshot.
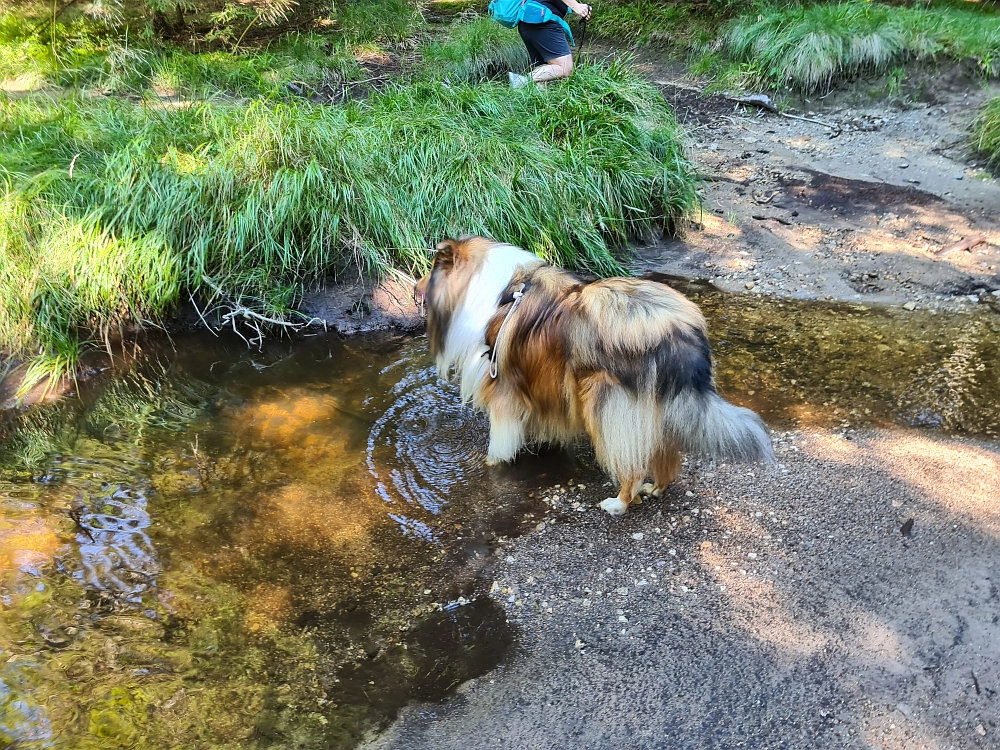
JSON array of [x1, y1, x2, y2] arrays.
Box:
[[0, 332, 597, 749], [0, 286, 998, 749]]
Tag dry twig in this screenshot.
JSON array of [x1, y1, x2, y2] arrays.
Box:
[[935, 235, 987, 256]]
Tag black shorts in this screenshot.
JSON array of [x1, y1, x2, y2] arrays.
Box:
[[517, 21, 571, 66]]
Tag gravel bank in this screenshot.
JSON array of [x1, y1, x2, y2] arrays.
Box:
[[365, 427, 1000, 749]]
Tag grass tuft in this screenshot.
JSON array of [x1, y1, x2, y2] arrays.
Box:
[[1, 61, 697, 387], [419, 15, 528, 82], [975, 96, 1000, 166], [723, 1, 1000, 91], [590, 1, 728, 46]]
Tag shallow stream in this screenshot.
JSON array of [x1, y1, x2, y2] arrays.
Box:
[[0, 284, 997, 748]]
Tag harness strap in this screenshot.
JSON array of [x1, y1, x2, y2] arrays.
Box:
[[489, 283, 526, 379]]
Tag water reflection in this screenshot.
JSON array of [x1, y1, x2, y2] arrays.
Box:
[[0, 659, 53, 747], [74, 485, 157, 600]]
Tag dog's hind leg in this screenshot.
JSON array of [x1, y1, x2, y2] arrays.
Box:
[[485, 405, 525, 466], [650, 444, 682, 498], [599, 473, 644, 517]]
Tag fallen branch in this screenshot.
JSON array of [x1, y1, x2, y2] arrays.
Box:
[[197, 276, 326, 350], [654, 80, 704, 93], [725, 94, 778, 113], [936, 236, 987, 256], [779, 112, 841, 132], [752, 214, 793, 226]]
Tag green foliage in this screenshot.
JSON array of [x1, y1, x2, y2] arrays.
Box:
[[152, 39, 362, 98], [418, 15, 528, 82], [334, 0, 426, 44], [590, 0, 728, 46], [723, 0, 1000, 91], [975, 95, 1000, 166], [0, 0, 419, 94], [1, 61, 698, 387]]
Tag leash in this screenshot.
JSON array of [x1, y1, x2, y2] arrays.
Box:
[[489, 283, 526, 379]]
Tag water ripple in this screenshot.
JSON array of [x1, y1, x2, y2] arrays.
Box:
[[367, 363, 488, 516], [73, 486, 158, 601]]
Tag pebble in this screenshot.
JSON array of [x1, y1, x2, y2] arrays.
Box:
[[977, 725, 986, 736], [745, 282, 755, 290], [898, 162, 909, 169], [631, 533, 644, 541], [993, 290, 1000, 298], [616, 587, 629, 596], [902, 301, 917, 311]]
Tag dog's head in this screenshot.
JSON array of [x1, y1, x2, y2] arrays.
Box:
[[415, 236, 495, 357]]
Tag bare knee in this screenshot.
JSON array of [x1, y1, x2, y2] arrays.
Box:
[[551, 55, 573, 78], [531, 54, 574, 83]]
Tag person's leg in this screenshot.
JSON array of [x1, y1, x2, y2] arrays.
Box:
[[512, 24, 546, 88], [530, 54, 573, 84], [515, 21, 573, 86], [517, 24, 546, 67]]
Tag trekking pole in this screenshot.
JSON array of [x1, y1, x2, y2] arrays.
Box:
[[574, 9, 589, 67]]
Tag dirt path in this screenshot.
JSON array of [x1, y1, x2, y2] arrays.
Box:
[[627, 55, 1000, 312]]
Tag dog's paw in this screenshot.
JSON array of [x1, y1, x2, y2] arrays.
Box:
[[485, 455, 506, 467], [599, 497, 628, 516], [640, 482, 654, 496]]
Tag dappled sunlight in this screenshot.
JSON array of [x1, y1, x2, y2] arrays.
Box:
[[0, 73, 44, 93], [794, 430, 865, 464], [700, 544, 832, 659], [758, 221, 822, 253], [698, 213, 742, 239], [247, 481, 380, 553], [244, 582, 294, 634], [235, 387, 345, 449], [701, 505, 909, 671], [795, 429, 1000, 530], [877, 434, 1000, 520], [0, 517, 61, 579]]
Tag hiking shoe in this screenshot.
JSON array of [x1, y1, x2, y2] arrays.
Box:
[[508, 72, 532, 89]]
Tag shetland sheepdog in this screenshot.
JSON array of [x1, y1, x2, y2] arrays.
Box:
[[414, 236, 773, 516]]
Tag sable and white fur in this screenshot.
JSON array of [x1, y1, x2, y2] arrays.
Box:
[[415, 236, 774, 516]]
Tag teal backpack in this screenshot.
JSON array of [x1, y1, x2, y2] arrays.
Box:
[[488, 0, 574, 45]]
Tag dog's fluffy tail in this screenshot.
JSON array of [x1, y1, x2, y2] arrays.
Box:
[[665, 391, 775, 463]]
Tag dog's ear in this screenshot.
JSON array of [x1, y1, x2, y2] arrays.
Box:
[[433, 238, 459, 271]]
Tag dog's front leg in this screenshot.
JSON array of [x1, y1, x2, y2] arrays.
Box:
[[485, 409, 525, 466]]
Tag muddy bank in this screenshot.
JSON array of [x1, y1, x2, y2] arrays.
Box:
[[622, 54, 1000, 311], [364, 426, 1000, 750], [0, 275, 426, 410]]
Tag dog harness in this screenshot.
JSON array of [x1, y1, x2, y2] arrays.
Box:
[[489, 282, 526, 379]]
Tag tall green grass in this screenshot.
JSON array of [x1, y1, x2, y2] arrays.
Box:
[[976, 96, 1000, 165], [590, 1, 728, 46], [0, 0, 422, 95], [724, 1, 1000, 91], [418, 16, 528, 82], [1, 61, 697, 388]]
